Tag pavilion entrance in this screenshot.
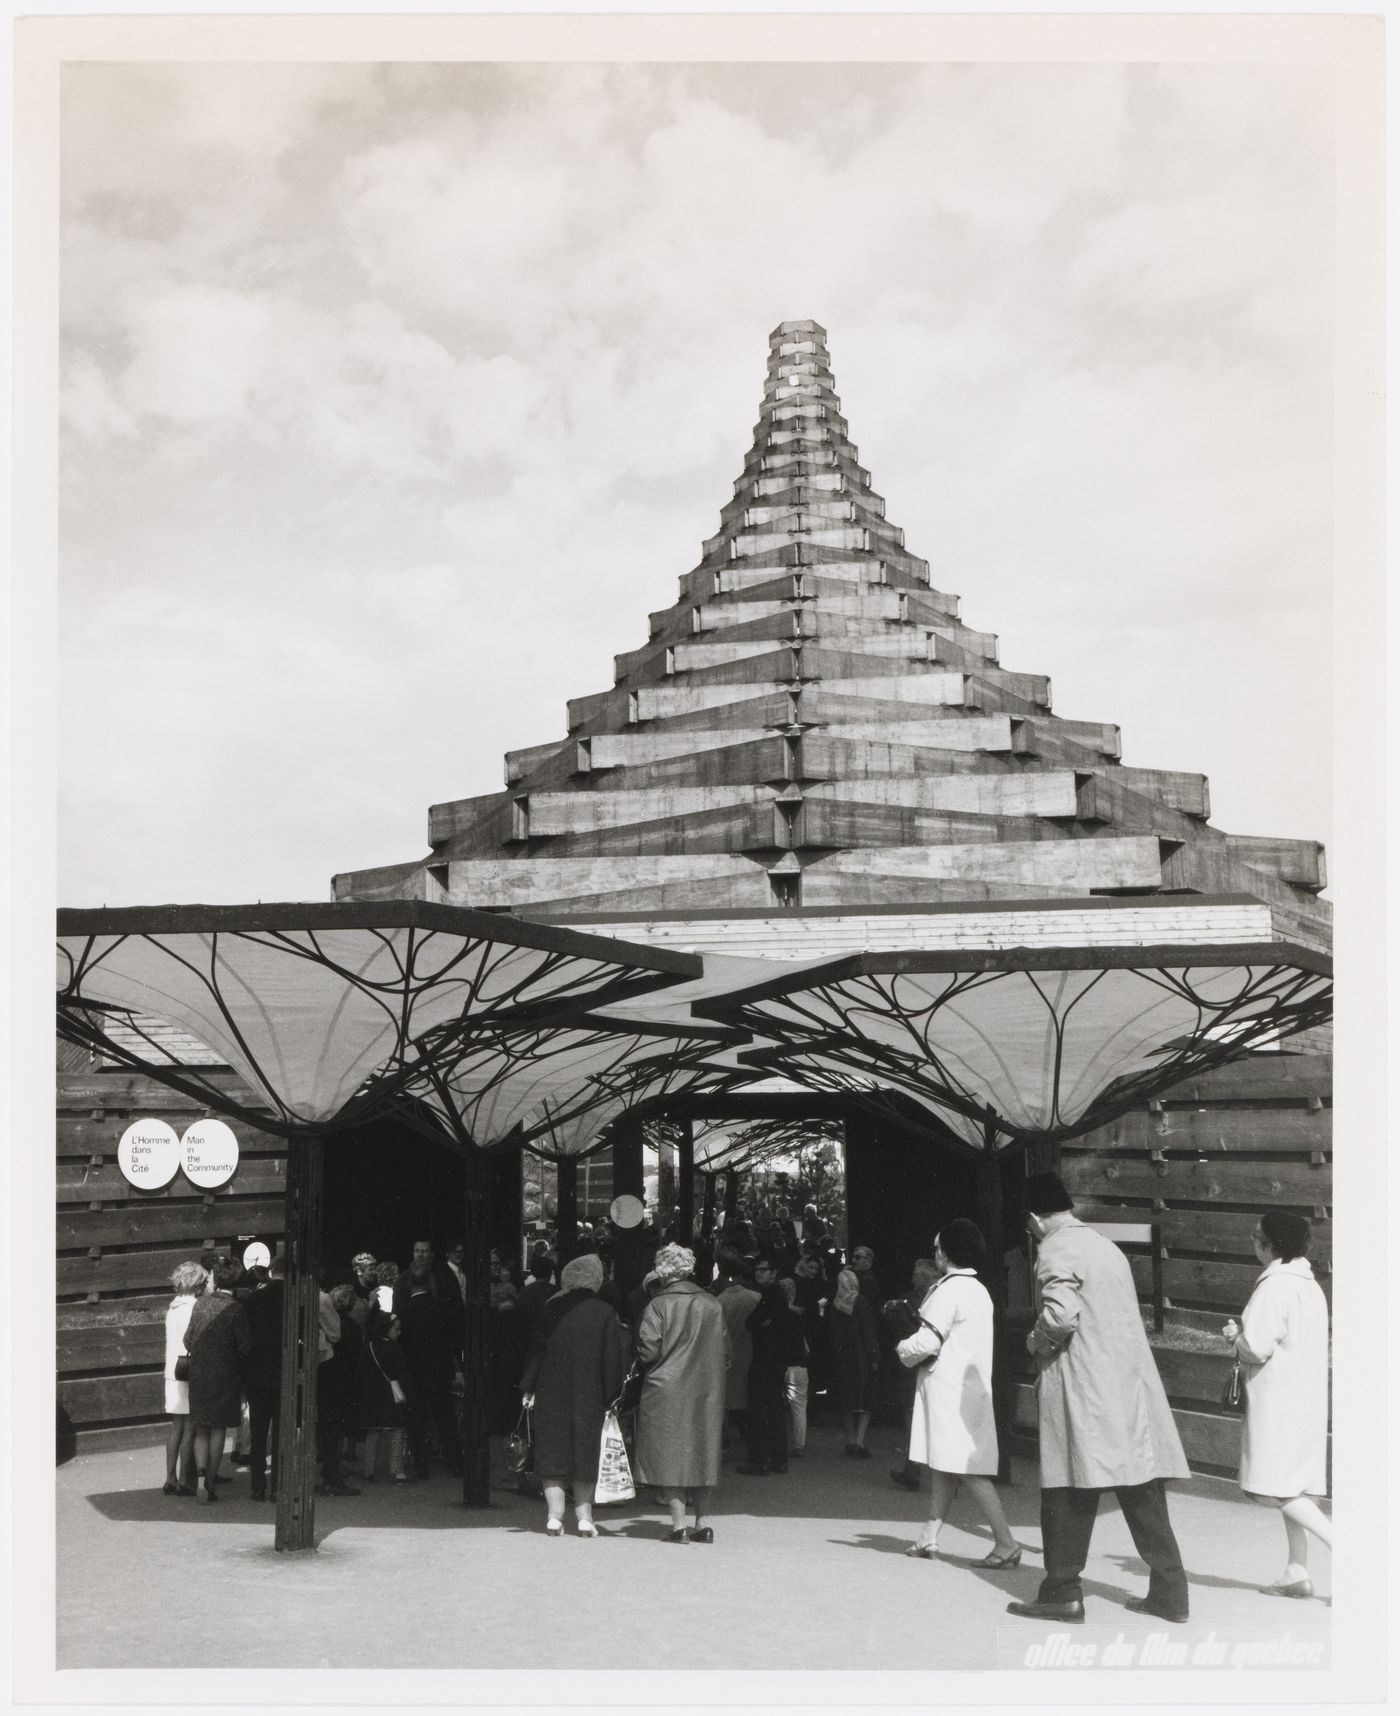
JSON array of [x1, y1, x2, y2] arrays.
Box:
[[320, 1119, 523, 1288]]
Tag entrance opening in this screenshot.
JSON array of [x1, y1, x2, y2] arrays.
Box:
[[320, 1116, 465, 1284], [321, 1119, 524, 1286]]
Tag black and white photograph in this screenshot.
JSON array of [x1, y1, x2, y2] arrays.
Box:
[[12, 8, 1386, 1707]]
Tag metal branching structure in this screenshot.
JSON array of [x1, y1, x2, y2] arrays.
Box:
[[56, 902, 699, 1139], [704, 944, 1334, 1147]]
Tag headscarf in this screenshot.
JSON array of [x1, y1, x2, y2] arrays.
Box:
[[553, 1253, 604, 1299], [831, 1267, 861, 1316], [652, 1243, 695, 1285]]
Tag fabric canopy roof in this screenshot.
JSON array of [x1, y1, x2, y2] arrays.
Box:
[[699, 942, 1333, 1147], [401, 1018, 745, 1152], [56, 902, 701, 1138]]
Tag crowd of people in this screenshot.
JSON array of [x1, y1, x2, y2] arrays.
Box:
[[163, 1237, 480, 1499], [160, 1183, 1332, 1616]]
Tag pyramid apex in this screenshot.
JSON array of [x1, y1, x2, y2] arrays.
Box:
[[769, 319, 827, 342]]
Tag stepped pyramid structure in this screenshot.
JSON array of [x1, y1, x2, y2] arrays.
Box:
[[336, 320, 1328, 954]]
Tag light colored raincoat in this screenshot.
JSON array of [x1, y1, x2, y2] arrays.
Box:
[[1029, 1215, 1188, 1489]]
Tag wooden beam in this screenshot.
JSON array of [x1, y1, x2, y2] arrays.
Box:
[[461, 1147, 490, 1507], [555, 1157, 579, 1263], [275, 1136, 321, 1554], [677, 1120, 695, 1245]]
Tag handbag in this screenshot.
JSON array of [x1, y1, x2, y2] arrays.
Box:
[[173, 1354, 190, 1382], [595, 1408, 635, 1504], [505, 1404, 533, 1475], [1221, 1360, 1244, 1412]]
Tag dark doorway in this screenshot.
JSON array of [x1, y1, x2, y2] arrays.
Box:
[[320, 1121, 525, 1287], [844, 1102, 991, 1298], [320, 1117, 466, 1284]]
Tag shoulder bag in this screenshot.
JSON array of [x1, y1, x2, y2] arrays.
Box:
[[505, 1403, 533, 1475]]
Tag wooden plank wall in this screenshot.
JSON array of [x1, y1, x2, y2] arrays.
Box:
[[1013, 1049, 1332, 1475], [57, 1066, 286, 1446]]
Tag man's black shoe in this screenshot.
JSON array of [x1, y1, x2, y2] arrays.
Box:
[[318, 1481, 361, 1497], [1124, 1595, 1189, 1624], [1005, 1599, 1085, 1624], [889, 1466, 921, 1492], [736, 1463, 770, 1475]]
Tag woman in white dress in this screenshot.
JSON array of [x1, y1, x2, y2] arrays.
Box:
[[1222, 1211, 1330, 1597], [896, 1219, 1021, 1565], [162, 1259, 209, 1495]]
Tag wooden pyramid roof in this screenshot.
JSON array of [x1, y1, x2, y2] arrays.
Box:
[[335, 320, 1329, 952]]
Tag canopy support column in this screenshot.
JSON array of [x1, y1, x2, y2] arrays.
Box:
[[611, 1115, 646, 1302], [699, 1170, 717, 1240], [677, 1120, 695, 1245], [461, 1146, 491, 1507], [722, 1166, 741, 1224], [977, 1107, 1014, 1485], [274, 1136, 322, 1552], [556, 1157, 579, 1263]]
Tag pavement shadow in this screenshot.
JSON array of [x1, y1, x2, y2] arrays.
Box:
[[82, 1476, 585, 1536]]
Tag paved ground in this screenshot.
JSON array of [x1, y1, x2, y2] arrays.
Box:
[[56, 1421, 1330, 1672]]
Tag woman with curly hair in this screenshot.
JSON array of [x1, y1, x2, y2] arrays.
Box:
[[635, 1243, 730, 1543], [162, 1259, 208, 1496], [183, 1253, 252, 1503]]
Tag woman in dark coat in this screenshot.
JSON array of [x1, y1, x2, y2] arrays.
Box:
[[828, 1266, 880, 1458], [183, 1253, 253, 1503], [520, 1253, 628, 1537], [635, 1243, 730, 1543]]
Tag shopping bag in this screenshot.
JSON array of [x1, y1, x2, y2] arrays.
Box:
[[595, 1408, 635, 1504]]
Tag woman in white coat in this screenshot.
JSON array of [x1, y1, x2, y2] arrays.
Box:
[[1222, 1211, 1330, 1598], [896, 1219, 1021, 1566], [162, 1259, 208, 1495]]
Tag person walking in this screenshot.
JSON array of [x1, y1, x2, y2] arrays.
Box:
[[779, 1278, 811, 1459], [714, 1250, 760, 1446], [162, 1260, 207, 1495], [885, 1256, 940, 1492], [1222, 1211, 1331, 1597], [829, 1266, 880, 1457], [1006, 1173, 1190, 1626], [242, 1256, 284, 1501], [183, 1254, 252, 1504], [318, 1283, 363, 1495], [520, 1253, 629, 1537], [359, 1311, 411, 1482], [896, 1220, 1021, 1566], [739, 1258, 801, 1474], [635, 1243, 730, 1543], [398, 1260, 463, 1479]]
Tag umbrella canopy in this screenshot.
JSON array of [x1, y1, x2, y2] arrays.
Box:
[[400, 1017, 746, 1152], [56, 901, 702, 1139], [699, 941, 1333, 1147]]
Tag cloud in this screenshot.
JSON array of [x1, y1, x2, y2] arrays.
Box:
[[56, 58, 1336, 904]]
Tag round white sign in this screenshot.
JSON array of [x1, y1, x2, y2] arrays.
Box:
[[242, 1241, 271, 1272], [180, 1118, 240, 1189], [117, 1119, 180, 1190], [609, 1193, 645, 1230]]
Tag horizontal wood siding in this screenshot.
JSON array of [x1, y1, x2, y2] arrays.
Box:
[[1044, 1049, 1332, 1474], [56, 1065, 286, 1437]]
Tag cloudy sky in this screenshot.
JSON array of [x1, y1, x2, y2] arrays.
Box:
[[58, 56, 1336, 906]]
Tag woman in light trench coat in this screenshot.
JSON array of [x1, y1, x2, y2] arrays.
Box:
[[896, 1220, 1021, 1566], [1223, 1211, 1330, 1598]]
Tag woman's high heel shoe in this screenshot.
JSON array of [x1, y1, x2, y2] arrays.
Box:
[[906, 1541, 939, 1560], [576, 1520, 599, 1538], [545, 1518, 564, 1537], [981, 1546, 1024, 1569]]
